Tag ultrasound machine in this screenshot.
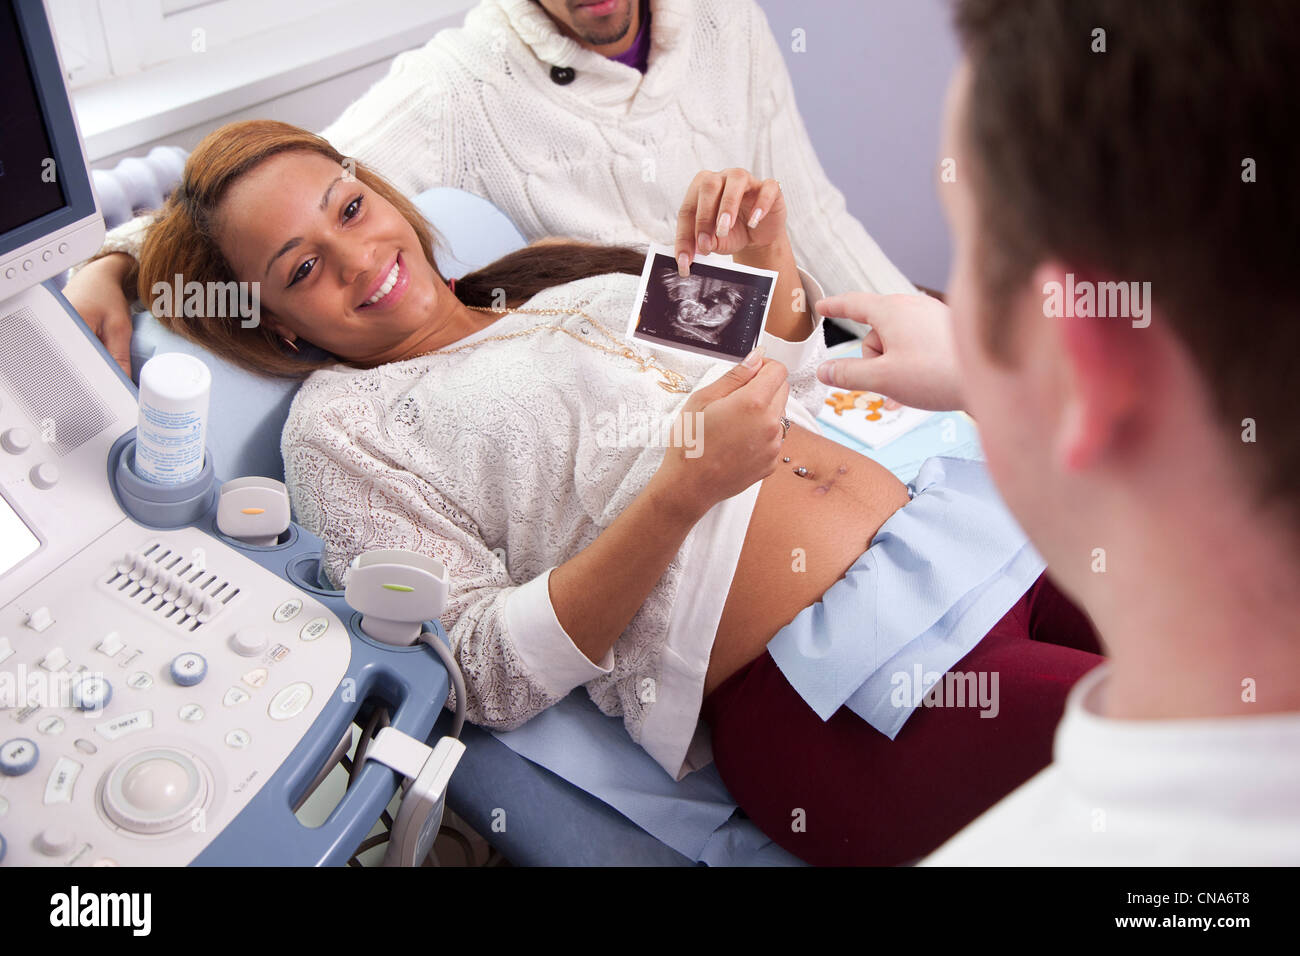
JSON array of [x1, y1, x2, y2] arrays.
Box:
[[0, 0, 463, 867]]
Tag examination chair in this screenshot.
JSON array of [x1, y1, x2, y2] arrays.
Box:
[[92, 154, 803, 866]]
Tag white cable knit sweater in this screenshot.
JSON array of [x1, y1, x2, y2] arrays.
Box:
[[282, 269, 829, 780], [96, 0, 916, 300]]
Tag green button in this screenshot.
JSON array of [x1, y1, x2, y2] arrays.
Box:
[[381, 583, 414, 592]]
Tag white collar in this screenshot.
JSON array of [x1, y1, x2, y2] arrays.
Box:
[[1054, 663, 1300, 807]]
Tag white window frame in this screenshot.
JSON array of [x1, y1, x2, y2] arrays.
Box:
[[48, 0, 114, 88], [122, 0, 360, 73], [56, 0, 362, 86], [55, 0, 475, 162]]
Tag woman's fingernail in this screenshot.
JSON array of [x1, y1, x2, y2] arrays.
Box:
[[677, 253, 690, 276], [817, 361, 837, 386], [743, 345, 765, 369], [748, 208, 764, 229], [697, 232, 711, 254], [717, 212, 731, 237]]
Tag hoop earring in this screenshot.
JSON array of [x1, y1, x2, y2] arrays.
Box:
[[282, 336, 301, 353]]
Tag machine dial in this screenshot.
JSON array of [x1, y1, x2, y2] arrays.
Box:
[[169, 652, 208, 686], [229, 631, 266, 658], [0, 738, 38, 776], [71, 675, 113, 712], [35, 826, 75, 857], [0, 427, 31, 454], [29, 462, 60, 489]]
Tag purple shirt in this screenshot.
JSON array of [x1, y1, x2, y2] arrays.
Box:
[[608, 0, 651, 73]]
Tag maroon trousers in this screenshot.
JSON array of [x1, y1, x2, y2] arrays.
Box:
[[700, 574, 1105, 866]]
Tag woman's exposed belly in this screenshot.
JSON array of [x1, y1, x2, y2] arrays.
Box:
[[705, 424, 913, 696]]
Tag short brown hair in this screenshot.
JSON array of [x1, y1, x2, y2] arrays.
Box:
[[952, 0, 1299, 511]]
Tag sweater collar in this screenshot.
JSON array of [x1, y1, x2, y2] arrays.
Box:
[[491, 0, 692, 91]]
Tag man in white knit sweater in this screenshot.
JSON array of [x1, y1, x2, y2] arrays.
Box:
[[70, 0, 916, 373]]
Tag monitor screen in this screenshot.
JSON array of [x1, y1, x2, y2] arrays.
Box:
[[0, 489, 41, 576], [0, 0, 101, 297], [0, 0, 68, 236]]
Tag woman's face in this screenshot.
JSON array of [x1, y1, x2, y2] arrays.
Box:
[[215, 150, 447, 364]]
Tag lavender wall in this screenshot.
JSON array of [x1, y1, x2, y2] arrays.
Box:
[[756, 0, 959, 291]]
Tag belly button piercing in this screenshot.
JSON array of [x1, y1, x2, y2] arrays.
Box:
[[783, 457, 791, 463], [793, 466, 809, 478]]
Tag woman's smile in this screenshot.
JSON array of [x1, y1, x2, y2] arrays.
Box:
[[358, 251, 410, 311]]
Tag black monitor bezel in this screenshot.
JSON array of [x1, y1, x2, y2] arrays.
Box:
[[0, 0, 99, 259]]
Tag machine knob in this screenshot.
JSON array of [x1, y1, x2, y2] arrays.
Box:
[[101, 748, 209, 834], [229, 631, 266, 657], [29, 462, 59, 489], [169, 652, 207, 686], [71, 675, 113, 712], [35, 826, 75, 857], [1, 427, 32, 454], [0, 738, 38, 776], [177, 581, 200, 608], [25, 606, 54, 632]]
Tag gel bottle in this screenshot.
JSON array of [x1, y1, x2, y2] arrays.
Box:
[[134, 352, 211, 484]]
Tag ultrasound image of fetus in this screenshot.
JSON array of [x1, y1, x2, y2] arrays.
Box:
[[660, 272, 746, 345]]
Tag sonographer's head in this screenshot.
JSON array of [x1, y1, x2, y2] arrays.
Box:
[[940, 0, 1300, 599]]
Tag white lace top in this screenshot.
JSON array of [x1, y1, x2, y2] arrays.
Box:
[[281, 269, 828, 779]]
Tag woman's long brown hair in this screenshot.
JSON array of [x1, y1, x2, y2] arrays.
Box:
[[136, 119, 644, 379]]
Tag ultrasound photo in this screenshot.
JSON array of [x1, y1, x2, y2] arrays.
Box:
[[627, 244, 778, 362]]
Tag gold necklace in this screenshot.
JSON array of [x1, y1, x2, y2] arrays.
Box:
[[407, 302, 693, 394]]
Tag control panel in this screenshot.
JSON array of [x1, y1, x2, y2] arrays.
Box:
[[0, 524, 351, 865], [0, 283, 451, 867]]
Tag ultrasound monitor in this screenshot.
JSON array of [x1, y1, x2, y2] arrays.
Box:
[[0, 0, 104, 303]]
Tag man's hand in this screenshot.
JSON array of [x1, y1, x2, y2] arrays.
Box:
[[815, 292, 966, 411], [62, 253, 135, 378]]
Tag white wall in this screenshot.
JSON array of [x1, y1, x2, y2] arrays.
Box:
[[756, 0, 959, 291]]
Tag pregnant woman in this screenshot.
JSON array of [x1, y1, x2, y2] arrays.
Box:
[[109, 120, 1103, 865]]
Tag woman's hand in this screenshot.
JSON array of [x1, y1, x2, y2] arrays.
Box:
[[674, 168, 787, 276], [653, 350, 791, 517], [62, 253, 136, 378], [552, 350, 786, 666], [815, 292, 966, 412]]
